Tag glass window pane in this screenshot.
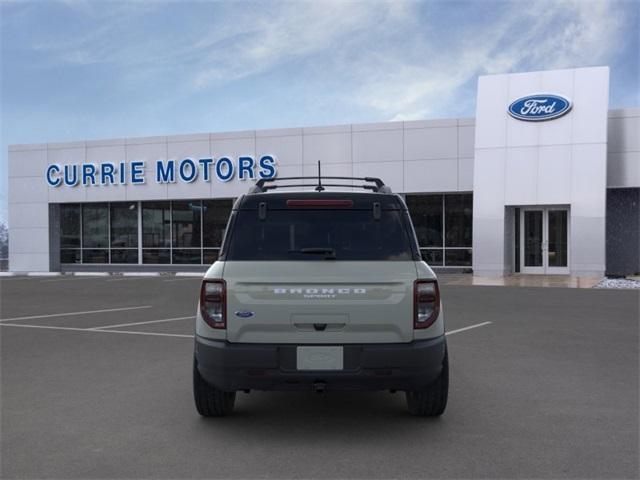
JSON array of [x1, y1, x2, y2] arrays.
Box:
[[226, 210, 414, 261], [172, 201, 202, 248], [142, 249, 170, 264], [445, 194, 473, 247], [203, 199, 233, 247], [421, 248, 443, 266], [445, 249, 472, 266], [111, 249, 138, 264], [60, 249, 81, 263], [142, 202, 171, 248], [60, 204, 81, 248], [82, 204, 109, 248], [111, 202, 138, 248], [405, 194, 443, 247], [548, 210, 568, 267], [82, 249, 109, 263], [203, 249, 219, 264], [524, 210, 543, 267], [172, 249, 201, 264]]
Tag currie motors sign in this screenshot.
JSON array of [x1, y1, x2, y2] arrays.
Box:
[[508, 94, 572, 122], [45, 155, 277, 187]]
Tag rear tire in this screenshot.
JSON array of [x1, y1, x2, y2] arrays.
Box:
[[193, 359, 236, 417], [405, 348, 449, 416]]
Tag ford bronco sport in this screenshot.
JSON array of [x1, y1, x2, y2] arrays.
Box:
[[193, 174, 448, 416]]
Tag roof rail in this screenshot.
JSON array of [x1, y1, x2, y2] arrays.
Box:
[[249, 161, 391, 194]]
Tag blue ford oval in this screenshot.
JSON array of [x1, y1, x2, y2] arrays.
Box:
[[234, 310, 254, 318], [508, 94, 572, 121]]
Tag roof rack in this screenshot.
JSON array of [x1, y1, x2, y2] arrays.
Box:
[[249, 161, 391, 194]]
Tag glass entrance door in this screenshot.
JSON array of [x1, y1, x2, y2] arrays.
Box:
[[522, 210, 545, 274], [519, 208, 569, 274]]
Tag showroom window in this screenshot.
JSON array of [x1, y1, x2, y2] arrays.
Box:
[[111, 202, 138, 264], [60, 204, 81, 263], [405, 193, 473, 267], [60, 199, 233, 265]]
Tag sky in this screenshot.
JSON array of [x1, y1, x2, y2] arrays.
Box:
[[1, 0, 639, 224]]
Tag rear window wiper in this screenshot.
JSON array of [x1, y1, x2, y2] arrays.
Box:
[[291, 247, 337, 260]]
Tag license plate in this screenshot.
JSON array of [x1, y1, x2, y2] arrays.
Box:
[[296, 346, 344, 370]]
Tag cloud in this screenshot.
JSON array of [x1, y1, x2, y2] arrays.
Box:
[[6, 0, 634, 122], [349, 0, 626, 120]]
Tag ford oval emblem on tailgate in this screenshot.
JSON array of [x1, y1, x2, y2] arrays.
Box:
[[235, 310, 254, 318]]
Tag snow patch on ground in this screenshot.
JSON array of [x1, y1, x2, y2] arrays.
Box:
[[594, 278, 640, 289]]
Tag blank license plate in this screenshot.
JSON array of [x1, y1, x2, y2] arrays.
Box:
[[296, 346, 344, 370]]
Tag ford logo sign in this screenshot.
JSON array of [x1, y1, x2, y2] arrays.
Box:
[[508, 94, 572, 121], [234, 310, 254, 318]]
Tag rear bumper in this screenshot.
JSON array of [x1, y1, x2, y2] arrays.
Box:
[[194, 335, 446, 392]]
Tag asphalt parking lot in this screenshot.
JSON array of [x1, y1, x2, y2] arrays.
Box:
[[1, 276, 638, 479]]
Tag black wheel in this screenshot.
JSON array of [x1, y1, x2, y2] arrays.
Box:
[[193, 359, 236, 417], [405, 348, 449, 416]]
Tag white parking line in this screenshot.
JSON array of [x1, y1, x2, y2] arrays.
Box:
[[106, 277, 151, 282], [41, 277, 107, 283], [0, 323, 193, 338], [91, 316, 194, 330], [163, 277, 202, 282], [446, 321, 492, 336], [0, 306, 152, 322]]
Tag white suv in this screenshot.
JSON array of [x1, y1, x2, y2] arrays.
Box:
[[193, 175, 448, 416]]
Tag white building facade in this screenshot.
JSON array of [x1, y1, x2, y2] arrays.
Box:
[[8, 66, 640, 276]]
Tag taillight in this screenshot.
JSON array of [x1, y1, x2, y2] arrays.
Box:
[[414, 280, 440, 329], [200, 279, 226, 329]]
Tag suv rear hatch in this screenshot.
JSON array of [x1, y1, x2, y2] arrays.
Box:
[[220, 193, 421, 344]]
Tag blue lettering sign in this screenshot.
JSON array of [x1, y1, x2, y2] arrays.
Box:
[[46, 164, 61, 187], [508, 94, 572, 121], [238, 156, 255, 180], [156, 159, 175, 183], [130, 161, 145, 184], [258, 155, 276, 179], [179, 158, 198, 183], [199, 158, 213, 182], [101, 162, 116, 185], [215, 157, 234, 182]]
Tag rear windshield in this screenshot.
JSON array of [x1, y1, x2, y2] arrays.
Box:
[[224, 209, 416, 261]]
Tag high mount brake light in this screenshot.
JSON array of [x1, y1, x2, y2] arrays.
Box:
[[200, 279, 226, 329], [286, 199, 354, 208], [414, 279, 440, 329]]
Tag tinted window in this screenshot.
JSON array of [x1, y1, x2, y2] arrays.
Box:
[[405, 194, 443, 247], [60, 204, 81, 248], [142, 202, 170, 248], [82, 204, 108, 248], [445, 194, 472, 247], [111, 202, 138, 248], [226, 209, 415, 261], [203, 199, 233, 247], [172, 201, 201, 248]]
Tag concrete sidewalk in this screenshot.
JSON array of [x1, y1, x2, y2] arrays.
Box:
[[440, 273, 602, 288]]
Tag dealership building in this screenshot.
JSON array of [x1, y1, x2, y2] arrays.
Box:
[[7, 66, 640, 276]]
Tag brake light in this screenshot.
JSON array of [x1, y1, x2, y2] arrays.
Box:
[[286, 199, 353, 207], [414, 280, 440, 329], [200, 279, 226, 329]]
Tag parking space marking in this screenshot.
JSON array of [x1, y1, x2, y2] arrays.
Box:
[[446, 321, 492, 336], [0, 323, 193, 338], [40, 277, 108, 283], [163, 278, 202, 282], [91, 315, 194, 330], [0, 318, 490, 340], [0, 306, 152, 323]]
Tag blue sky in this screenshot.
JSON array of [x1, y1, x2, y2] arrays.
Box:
[[1, 0, 638, 224]]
